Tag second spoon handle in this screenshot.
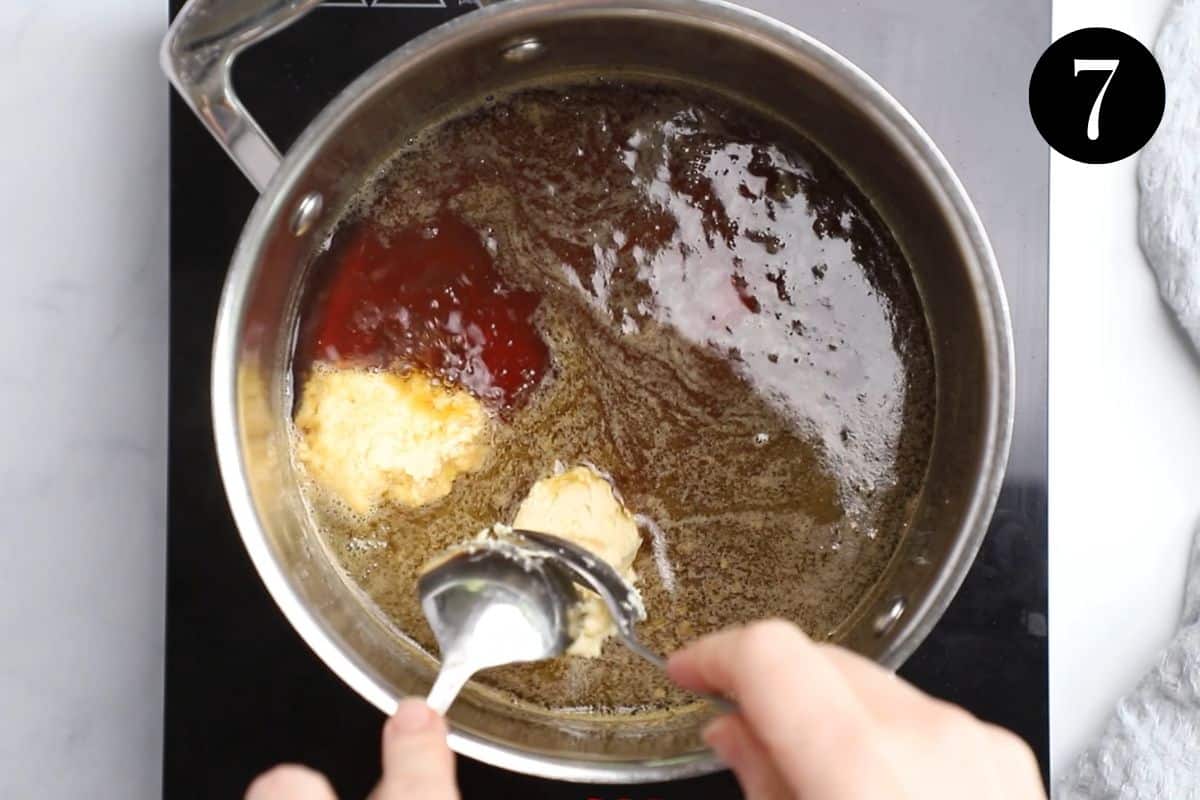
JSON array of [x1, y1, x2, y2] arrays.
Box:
[[623, 632, 735, 715]]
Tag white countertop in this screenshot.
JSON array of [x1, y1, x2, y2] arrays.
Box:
[[1, 2, 168, 798], [3, 0, 1198, 796]]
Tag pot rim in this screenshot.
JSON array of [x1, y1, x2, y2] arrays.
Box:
[[211, 0, 1015, 783]]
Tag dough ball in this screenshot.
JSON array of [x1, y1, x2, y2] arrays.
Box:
[[513, 465, 642, 656], [295, 367, 489, 513]]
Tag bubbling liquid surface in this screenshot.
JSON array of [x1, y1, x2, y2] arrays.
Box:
[[294, 82, 936, 714]]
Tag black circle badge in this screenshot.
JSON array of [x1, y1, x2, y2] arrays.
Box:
[[1029, 27, 1165, 164]]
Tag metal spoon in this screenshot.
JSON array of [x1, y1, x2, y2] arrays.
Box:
[[419, 531, 733, 713], [512, 529, 734, 713], [418, 541, 576, 714], [510, 529, 662, 669]]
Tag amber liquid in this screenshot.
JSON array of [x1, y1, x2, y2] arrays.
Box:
[[294, 82, 936, 715]]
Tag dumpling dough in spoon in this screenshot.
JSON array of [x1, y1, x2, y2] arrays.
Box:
[[512, 465, 642, 657]]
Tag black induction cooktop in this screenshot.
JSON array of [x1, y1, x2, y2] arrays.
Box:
[[164, 1, 1049, 797]]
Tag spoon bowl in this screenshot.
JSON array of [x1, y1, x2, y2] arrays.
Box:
[[510, 529, 660, 667], [513, 529, 734, 713], [418, 541, 576, 714]]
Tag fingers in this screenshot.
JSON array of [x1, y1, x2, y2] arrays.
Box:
[[822, 642, 1045, 798], [668, 619, 895, 796], [703, 715, 792, 800], [668, 620, 853, 702], [243, 702, 460, 800], [369, 699, 460, 800], [816, 644, 936, 721], [245, 765, 337, 800], [982, 726, 1048, 800]]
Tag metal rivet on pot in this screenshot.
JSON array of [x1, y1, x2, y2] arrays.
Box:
[[502, 37, 544, 63], [290, 191, 324, 237], [873, 596, 906, 635]]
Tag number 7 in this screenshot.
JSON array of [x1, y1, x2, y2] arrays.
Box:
[[1074, 59, 1120, 141]]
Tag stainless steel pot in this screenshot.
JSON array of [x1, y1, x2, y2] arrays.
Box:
[[163, 0, 1014, 783]]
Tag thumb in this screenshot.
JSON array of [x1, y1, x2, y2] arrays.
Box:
[[369, 699, 460, 800], [245, 765, 337, 800]]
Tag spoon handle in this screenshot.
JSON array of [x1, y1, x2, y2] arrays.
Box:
[[623, 633, 736, 715], [425, 659, 477, 715], [622, 634, 668, 672]]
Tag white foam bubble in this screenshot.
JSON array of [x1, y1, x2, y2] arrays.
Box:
[[634, 513, 677, 596]]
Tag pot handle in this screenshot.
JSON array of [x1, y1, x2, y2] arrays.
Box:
[[161, 0, 497, 192], [161, 0, 324, 192]]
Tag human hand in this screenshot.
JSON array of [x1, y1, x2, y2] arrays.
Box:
[[245, 699, 459, 800], [667, 619, 1046, 800]]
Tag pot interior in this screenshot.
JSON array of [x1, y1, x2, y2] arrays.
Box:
[[221, 0, 1008, 780]]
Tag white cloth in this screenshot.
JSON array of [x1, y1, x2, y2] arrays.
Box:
[[1057, 528, 1200, 798], [1058, 2, 1200, 795], [1139, 0, 1200, 352]]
